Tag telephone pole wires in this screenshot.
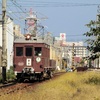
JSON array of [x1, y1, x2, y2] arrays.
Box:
[[2, 0, 7, 83]]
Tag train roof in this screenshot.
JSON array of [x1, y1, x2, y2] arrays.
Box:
[[14, 37, 49, 45]]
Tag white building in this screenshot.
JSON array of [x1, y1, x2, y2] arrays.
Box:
[[0, 15, 14, 70], [66, 41, 87, 57], [66, 41, 83, 46], [54, 35, 88, 67]]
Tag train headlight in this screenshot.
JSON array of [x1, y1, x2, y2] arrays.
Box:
[[25, 34, 31, 40]]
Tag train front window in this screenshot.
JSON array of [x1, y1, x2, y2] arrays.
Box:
[[25, 47, 32, 56], [35, 47, 42, 56], [16, 47, 23, 56]]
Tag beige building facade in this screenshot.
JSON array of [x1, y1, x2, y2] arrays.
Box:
[[13, 24, 24, 38]]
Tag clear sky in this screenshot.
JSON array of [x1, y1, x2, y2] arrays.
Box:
[[1, 0, 100, 42]]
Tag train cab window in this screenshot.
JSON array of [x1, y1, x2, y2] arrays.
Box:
[[16, 47, 23, 56], [35, 47, 42, 56], [25, 47, 32, 56]]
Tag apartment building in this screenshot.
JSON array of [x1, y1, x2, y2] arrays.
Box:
[[66, 42, 88, 65], [0, 15, 14, 70]]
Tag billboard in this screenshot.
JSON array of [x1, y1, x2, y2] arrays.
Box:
[[60, 33, 66, 40]]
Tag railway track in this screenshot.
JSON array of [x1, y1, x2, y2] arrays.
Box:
[[0, 71, 65, 96], [0, 82, 35, 96], [0, 81, 17, 88]]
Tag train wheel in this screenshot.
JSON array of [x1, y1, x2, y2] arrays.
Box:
[[47, 70, 52, 79], [38, 73, 44, 82], [17, 78, 23, 83]]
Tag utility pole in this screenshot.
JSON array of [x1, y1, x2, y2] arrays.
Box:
[[2, 0, 7, 83], [72, 43, 75, 69]]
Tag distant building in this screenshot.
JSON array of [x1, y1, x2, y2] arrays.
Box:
[[67, 41, 83, 46], [54, 34, 89, 67], [51, 37, 63, 69], [13, 24, 24, 38], [66, 42, 88, 66], [67, 45, 87, 58]]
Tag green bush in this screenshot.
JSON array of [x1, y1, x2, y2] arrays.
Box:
[[86, 76, 100, 85], [6, 66, 16, 81], [0, 66, 16, 82]]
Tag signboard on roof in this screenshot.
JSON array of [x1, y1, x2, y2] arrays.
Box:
[[60, 33, 66, 40]]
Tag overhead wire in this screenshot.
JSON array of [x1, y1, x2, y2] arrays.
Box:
[[7, 0, 100, 21], [1, 0, 99, 39], [7, 0, 28, 22], [9, 0, 27, 14], [7, 1, 100, 8], [7, 6, 22, 23], [9, 1, 99, 5], [6, 0, 29, 33]]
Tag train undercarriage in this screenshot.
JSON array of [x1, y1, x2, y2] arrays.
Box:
[[16, 68, 53, 82]]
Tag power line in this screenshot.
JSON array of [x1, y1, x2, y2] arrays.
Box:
[[9, 1, 99, 5], [7, 6, 22, 23], [9, 0, 28, 16], [7, 4, 100, 8], [6, 0, 28, 33], [5, 0, 99, 41], [8, 1, 100, 8]]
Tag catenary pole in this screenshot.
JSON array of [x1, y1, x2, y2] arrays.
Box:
[[2, 0, 7, 83], [72, 43, 75, 69]]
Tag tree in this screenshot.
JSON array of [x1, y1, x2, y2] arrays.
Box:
[[84, 14, 100, 59]]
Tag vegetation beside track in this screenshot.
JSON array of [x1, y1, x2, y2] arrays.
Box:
[[0, 67, 16, 83], [0, 71, 100, 100]]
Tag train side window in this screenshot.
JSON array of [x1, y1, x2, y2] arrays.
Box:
[[25, 47, 32, 56], [35, 47, 42, 56], [16, 47, 23, 56]]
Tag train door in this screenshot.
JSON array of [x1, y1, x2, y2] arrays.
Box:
[[25, 46, 33, 67]]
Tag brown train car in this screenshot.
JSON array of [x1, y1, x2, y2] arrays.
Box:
[[13, 36, 55, 82]]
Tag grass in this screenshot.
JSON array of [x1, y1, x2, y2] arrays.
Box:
[[0, 71, 100, 100]]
